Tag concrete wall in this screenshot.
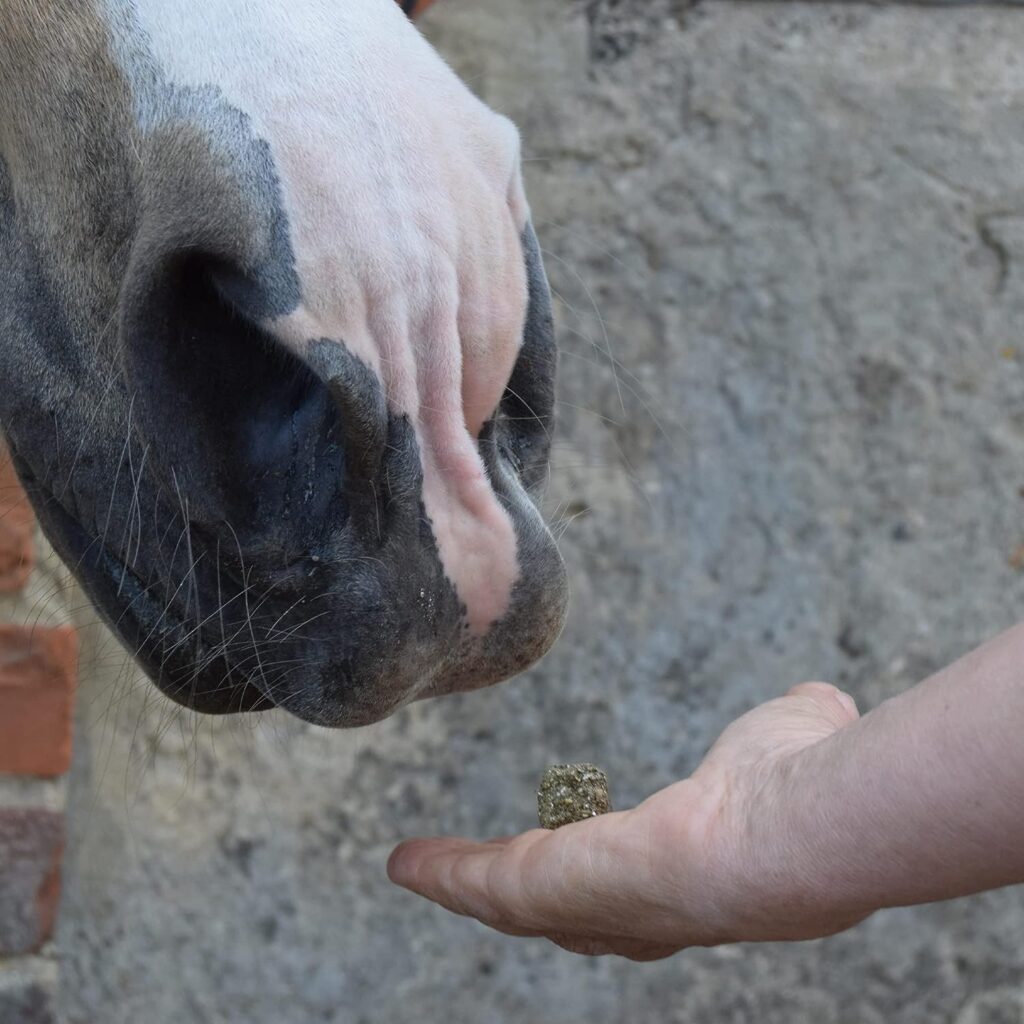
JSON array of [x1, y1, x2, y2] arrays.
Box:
[[56, 2, 1024, 1021]]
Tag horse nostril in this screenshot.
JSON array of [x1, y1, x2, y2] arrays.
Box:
[[121, 252, 346, 534], [305, 340, 388, 492]]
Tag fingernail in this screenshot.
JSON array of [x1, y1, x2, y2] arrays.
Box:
[[387, 844, 409, 883], [833, 690, 858, 717]]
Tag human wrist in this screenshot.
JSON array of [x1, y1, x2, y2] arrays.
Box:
[[705, 733, 879, 942]]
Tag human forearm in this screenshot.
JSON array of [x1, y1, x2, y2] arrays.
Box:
[[745, 623, 1024, 928]]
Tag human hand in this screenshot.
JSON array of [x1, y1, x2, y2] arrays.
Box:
[[387, 682, 867, 960]]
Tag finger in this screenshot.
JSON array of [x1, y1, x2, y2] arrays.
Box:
[[388, 831, 553, 918], [393, 831, 688, 958], [786, 681, 860, 723], [390, 834, 686, 957], [387, 837, 484, 896], [387, 834, 512, 870], [388, 813, 666, 942], [388, 833, 544, 919], [388, 837, 547, 936]]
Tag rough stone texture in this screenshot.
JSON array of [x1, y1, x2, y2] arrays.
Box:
[[0, 449, 34, 592], [45, 2, 1024, 1021], [0, 809, 62, 957], [537, 763, 612, 828], [0, 957, 59, 1024], [0, 626, 78, 778]]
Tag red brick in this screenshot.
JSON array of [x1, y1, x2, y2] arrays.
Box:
[[0, 451, 34, 592], [0, 808, 63, 957], [0, 627, 78, 778]]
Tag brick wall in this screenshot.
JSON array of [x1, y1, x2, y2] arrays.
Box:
[[0, 450, 77, 1024]]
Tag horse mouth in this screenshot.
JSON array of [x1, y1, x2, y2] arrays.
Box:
[[25, 485, 437, 726], [15, 441, 568, 728]]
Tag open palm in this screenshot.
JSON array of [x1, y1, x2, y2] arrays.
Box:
[[388, 682, 865, 959]]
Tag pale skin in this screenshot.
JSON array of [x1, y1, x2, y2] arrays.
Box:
[[387, 620, 1024, 960]]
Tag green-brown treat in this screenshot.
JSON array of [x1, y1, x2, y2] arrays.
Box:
[[537, 764, 612, 829]]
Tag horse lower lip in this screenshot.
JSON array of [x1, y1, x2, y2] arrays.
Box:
[[20, 488, 445, 724], [34, 491, 177, 645], [20, 481, 274, 715], [18, 477, 409, 723]]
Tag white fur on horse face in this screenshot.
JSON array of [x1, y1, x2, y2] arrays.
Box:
[[105, 0, 533, 634]]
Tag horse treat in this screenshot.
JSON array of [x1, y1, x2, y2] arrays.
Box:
[[537, 764, 612, 829]]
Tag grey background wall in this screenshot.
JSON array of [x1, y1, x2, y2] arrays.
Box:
[[43, 1, 1024, 1020]]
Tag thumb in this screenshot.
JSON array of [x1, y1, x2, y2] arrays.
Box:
[[697, 681, 860, 777], [785, 681, 860, 729]]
